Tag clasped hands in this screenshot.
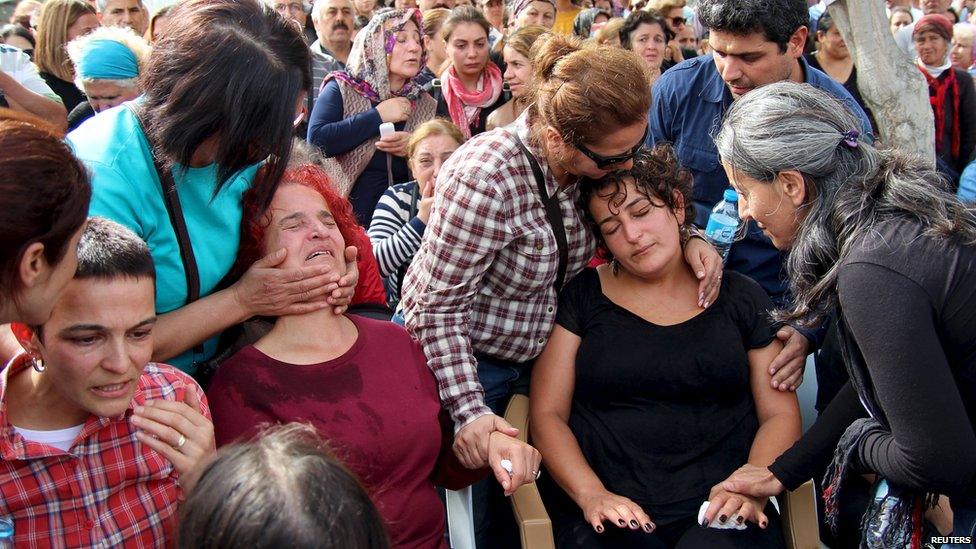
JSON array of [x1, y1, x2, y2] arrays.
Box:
[[453, 413, 541, 497], [700, 464, 786, 529], [574, 464, 785, 535]]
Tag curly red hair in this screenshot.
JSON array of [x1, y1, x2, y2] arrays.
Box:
[[236, 166, 367, 276]]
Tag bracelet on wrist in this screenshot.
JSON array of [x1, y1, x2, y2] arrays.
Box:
[[679, 225, 706, 246]]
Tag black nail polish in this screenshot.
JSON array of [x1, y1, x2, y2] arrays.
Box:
[[618, 519, 626, 526], [630, 520, 639, 528], [595, 525, 604, 533], [700, 518, 709, 528], [719, 514, 727, 523], [736, 516, 744, 525], [644, 523, 654, 533]]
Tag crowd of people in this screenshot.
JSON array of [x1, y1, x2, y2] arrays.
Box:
[[0, 0, 974, 548]]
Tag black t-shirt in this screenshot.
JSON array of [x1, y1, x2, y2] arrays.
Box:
[[545, 268, 778, 524]]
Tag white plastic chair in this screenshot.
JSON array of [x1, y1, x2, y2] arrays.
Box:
[[445, 487, 476, 549]]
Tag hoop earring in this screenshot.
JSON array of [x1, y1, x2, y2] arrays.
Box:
[[611, 258, 620, 276], [31, 357, 45, 373]]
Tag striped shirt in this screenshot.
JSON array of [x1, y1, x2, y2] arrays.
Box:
[[367, 180, 425, 304], [0, 356, 211, 548], [309, 40, 346, 116], [310, 40, 345, 95], [401, 113, 595, 428]]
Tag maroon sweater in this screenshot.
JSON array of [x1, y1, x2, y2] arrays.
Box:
[[207, 315, 484, 549]]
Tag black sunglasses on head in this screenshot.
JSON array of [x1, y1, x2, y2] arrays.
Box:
[[670, 16, 686, 26], [574, 126, 648, 169]]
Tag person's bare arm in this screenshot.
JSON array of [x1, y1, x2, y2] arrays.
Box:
[[745, 341, 804, 464], [704, 340, 802, 527], [0, 70, 67, 132], [530, 325, 654, 534]]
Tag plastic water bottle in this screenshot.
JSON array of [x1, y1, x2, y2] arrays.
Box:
[[0, 517, 14, 549], [704, 189, 740, 263]]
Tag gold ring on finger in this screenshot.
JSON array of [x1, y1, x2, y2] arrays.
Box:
[[175, 433, 187, 450]]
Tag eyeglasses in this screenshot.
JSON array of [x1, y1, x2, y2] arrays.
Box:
[[669, 16, 686, 27], [574, 126, 648, 169]]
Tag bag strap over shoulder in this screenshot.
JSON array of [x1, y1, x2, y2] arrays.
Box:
[[152, 155, 201, 305], [143, 125, 205, 359], [515, 135, 569, 291]]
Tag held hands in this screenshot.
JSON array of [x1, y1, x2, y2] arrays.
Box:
[[488, 431, 541, 496], [703, 483, 770, 529], [131, 388, 215, 479], [454, 413, 519, 468], [683, 237, 722, 308], [767, 326, 810, 391], [375, 130, 411, 157], [376, 97, 413, 123], [453, 413, 541, 496], [577, 488, 655, 534], [720, 464, 785, 501]]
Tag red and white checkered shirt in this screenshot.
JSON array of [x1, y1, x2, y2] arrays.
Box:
[[402, 113, 595, 428], [0, 355, 210, 548]]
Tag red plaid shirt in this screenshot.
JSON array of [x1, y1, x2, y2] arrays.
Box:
[[402, 114, 595, 428], [0, 355, 210, 548]]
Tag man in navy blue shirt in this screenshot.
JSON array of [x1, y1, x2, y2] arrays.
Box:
[[648, 0, 873, 390]]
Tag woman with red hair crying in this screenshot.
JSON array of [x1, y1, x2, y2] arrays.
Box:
[[206, 165, 486, 549]]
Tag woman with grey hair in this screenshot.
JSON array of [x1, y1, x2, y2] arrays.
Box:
[[715, 81, 976, 548], [64, 25, 149, 130]]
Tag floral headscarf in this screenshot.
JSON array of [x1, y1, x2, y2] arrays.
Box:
[[328, 8, 427, 103]]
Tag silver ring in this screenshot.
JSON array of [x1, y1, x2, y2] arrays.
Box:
[[175, 433, 187, 450], [533, 470, 541, 480]]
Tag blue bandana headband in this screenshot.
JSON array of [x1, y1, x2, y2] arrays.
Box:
[[75, 39, 139, 81]]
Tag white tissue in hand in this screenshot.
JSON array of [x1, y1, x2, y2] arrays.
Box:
[[500, 459, 513, 474], [698, 501, 748, 530]]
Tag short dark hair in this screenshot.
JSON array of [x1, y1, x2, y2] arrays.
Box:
[[75, 217, 155, 282], [620, 9, 672, 50], [138, 0, 312, 212], [697, 0, 807, 52], [30, 217, 153, 339], [578, 145, 694, 262], [178, 423, 391, 549]]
